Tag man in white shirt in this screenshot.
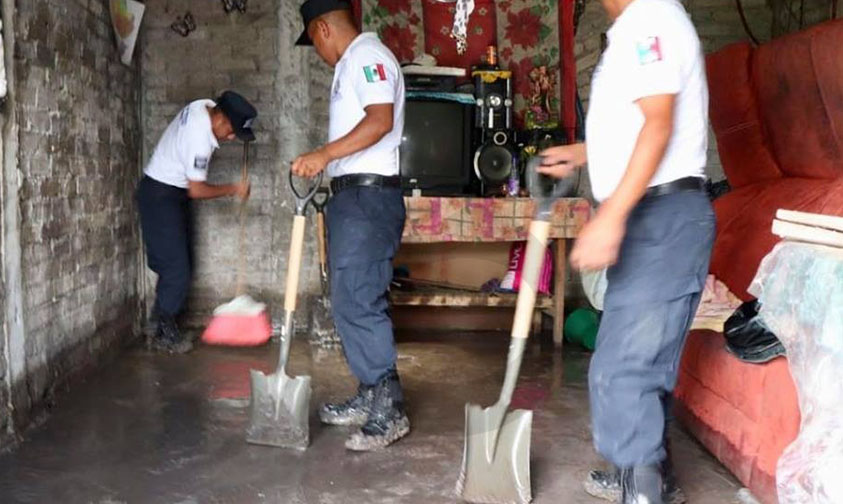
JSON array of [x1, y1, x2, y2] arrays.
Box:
[[293, 0, 408, 452], [539, 0, 715, 502], [137, 91, 255, 354]]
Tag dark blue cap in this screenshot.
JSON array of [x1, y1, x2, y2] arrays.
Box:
[[215, 90, 257, 142], [295, 0, 352, 46]]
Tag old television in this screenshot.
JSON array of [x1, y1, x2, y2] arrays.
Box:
[[399, 98, 475, 195]]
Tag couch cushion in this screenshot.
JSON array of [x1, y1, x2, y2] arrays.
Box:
[[710, 177, 843, 298], [707, 43, 782, 189], [676, 330, 799, 503], [752, 20, 843, 180]]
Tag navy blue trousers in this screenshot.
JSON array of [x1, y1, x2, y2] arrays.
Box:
[[589, 190, 715, 468], [136, 176, 193, 319], [326, 185, 405, 390]]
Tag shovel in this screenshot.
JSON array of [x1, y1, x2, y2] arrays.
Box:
[[307, 188, 340, 347], [457, 156, 575, 504], [246, 169, 324, 450]]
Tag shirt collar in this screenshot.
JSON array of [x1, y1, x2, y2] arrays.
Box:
[[607, 0, 649, 41], [338, 32, 377, 64], [204, 100, 220, 149]]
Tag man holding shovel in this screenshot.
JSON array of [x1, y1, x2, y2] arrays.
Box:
[[292, 0, 409, 451], [539, 0, 714, 501], [137, 91, 256, 354]]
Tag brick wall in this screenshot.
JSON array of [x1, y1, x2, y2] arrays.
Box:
[[141, 1, 328, 328], [0, 0, 142, 445]]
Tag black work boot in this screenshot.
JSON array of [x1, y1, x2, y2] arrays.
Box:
[[319, 383, 375, 426], [345, 370, 410, 451], [152, 316, 193, 354], [621, 465, 663, 504], [584, 437, 686, 503]]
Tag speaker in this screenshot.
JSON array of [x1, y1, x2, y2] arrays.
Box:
[[472, 70, 513, 134]]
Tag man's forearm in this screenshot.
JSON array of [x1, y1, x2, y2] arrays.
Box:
[[598, 120, 672, 221], [187, 181, 237, 199], [321, 106, 392, 163]]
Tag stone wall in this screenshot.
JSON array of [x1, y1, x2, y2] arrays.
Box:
[[0, 0, 142, 446], [140, 0, 331, 328]]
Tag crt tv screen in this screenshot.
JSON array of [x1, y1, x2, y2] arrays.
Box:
[[399, 99, 473, 191]]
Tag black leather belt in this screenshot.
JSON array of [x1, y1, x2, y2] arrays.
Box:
[[330, 174, 401, 195], [644, 176, 705, 199]]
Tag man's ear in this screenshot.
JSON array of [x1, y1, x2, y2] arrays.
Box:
[[315, 18, 330, 40]]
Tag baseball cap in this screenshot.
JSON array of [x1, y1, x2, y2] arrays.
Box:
[[295, 0, 352, 46], [215, 90, 257, 142]]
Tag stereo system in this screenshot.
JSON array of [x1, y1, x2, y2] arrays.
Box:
[[472, 69, 514, 194]]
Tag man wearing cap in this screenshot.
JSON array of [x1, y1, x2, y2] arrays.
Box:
[[137, 91, 257, 353], [292, 0, 408, 451], [538, 0, 715, 501]]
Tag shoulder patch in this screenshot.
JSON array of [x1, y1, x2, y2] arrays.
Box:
[[362, 63, 387, 83], [194, 157, 209, 171], [636, 36, 663, 65]]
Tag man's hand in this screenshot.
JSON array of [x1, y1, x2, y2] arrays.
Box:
[[537, 143, 587, 179], [235, 180, 250, 201], [570, 211, 626, 271], [292, 149, 331, 178]]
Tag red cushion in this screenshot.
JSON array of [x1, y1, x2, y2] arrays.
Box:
[[706, 44, 782, 188], [676, 331, 799, 504], [710, 178, 843, 299], [751, 21, 843, 180], [422, 0, 496, 70]]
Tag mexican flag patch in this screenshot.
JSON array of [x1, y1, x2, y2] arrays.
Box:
[[363, 63, 387, 83], [636, 36, 663, 65]]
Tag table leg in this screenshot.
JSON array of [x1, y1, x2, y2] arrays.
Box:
[[554, 239, 567, 348]]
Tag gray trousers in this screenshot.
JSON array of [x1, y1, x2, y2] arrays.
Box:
[[326, 185, 405, 391], [589, 190, 715, 468]]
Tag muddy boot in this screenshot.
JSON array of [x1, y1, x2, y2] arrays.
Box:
[[583, 467, 621, 501], [152, 316, 193, 354], [621, 464, 663, 504], [319, 383, 375, 426], [345, 370, 410, 451]]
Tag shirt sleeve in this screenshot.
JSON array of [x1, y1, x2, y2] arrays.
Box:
[[181, 125, 213, 183], [620, 24, 682, 102], [350, 49, 398, 108]]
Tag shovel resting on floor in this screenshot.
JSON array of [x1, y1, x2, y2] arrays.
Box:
[[456, 156, 575, 504], [246, 169, 323, 450]]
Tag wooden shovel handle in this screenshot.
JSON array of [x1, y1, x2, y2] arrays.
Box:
[[511, 220, 551, 340], [316, 211, 327, 270], [284, 215, 307, 312]]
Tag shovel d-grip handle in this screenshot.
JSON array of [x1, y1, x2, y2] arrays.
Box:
[[289, 169, 324, 216]]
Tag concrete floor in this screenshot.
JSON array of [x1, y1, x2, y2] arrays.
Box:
[[0, 331, 743, 503]]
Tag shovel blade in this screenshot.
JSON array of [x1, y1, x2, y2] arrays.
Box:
[[456, 403, 532, 504], [246, 368, 311, 450]]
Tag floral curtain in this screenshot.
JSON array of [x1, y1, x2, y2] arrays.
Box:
[[358, 0, 573, 133]]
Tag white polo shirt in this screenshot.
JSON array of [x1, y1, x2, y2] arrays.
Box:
[[145, 99, 220, 189], [585, 0, 708, 202], [328, 32, 405, 178]]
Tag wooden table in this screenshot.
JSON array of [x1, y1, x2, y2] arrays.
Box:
[[395, 196, 591, 346]]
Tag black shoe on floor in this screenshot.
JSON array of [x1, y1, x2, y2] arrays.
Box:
[[621, 464, 663, 504], [319, 383, 375, 426], [584, 466, 686, 504], [345, 370, 410, 451], [151, 317, 193, 354]]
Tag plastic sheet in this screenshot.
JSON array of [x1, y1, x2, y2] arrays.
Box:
[[748, 242, 843, 504]]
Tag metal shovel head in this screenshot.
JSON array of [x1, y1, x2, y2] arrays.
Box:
[[456, 402, 533, 504], [245, 368, 311, 450]]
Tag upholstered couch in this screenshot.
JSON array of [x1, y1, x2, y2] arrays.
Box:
[[674, 19, 843, 503]]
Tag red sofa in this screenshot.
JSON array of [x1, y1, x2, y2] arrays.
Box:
[[674, 20, 843, 503]]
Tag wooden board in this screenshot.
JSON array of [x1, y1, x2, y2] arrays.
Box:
[[391, 289, 554, 309]]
